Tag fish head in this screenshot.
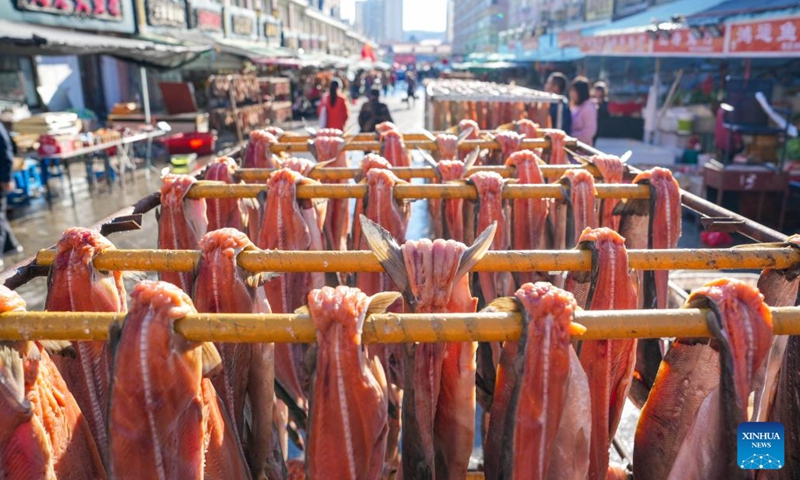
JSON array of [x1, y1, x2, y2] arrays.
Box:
[[358, 154, 393, 182], [311, 136, 346, 166], [281, 157, 317, 177], [375, 122, 398, 135], [515, 119, 539, 138], [307, 286, 371, 344], [438, 160, 466, 182], [435, 133, 459, 160]]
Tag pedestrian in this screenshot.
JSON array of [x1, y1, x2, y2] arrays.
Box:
[[382, 71, 390, 98], [569, 76, 598, 147], [318, 78, 350, 131], [0, 122, 22, 266], [358, 87, 394, 133], [593, 81, 610, 144], [544, 72, 573, 135], [390, 71, 397, 94], [406, 71, 417, 106]]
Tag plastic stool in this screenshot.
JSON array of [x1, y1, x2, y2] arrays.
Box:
[[41, 158, 64, 179], [24, 160, 42, 193]]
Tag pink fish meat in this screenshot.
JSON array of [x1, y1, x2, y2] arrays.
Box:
[[493, 131, 523, 165], [553, 169, 597, 252], [243, 130, 279, 170], [436, 133, 459, 160], [311, 135, 349, 251], [380, 130, 411, 167], [206, 156, 247, 232], [505, 150, 548, 285], [545, 131, 567, 165], [591, 154, 625, 231]]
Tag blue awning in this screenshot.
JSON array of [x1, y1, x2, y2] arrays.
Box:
[[686, 0, 800, 26], [588, 0, 727, 36]]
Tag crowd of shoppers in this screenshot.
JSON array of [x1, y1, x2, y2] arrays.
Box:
[[544, 72, 610, 148]]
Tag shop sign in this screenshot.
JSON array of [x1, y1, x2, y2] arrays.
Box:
[[264, 20, 280, 39], [394, 53, 416, 65], [727, 17, 800, 54], [232, 14, 254, 36], [16, 0, 122, 21], [522, 36, 538, 51], [194, 8, 222, 31], [580, 32, 651, 55], [557, 30, 582, 48], [146, 0, 185, 27], [653, 28, 724, 55], [585, 0, 613, 21]]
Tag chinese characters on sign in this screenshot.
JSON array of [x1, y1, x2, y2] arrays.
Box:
[[194, 8, 222, 32], [729, 18, 800, 53], [147, 0, 185, 27], [264, 21, 280, 40], [231, 14, 254, 36], [652, 28, 725, 54], [580, 32, 651, 55], [557, 30, 581, 48], [16, 0, 122, 21]]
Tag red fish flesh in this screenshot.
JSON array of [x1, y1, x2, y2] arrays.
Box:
[[280, 157, 317, 177], [552, 169, 597, 253], [436, 133, 459, 160], [457, 119, 480, 161], [158, 174, 208, 292], [311, 135, 349, 251], [206, 156, 248, 232], [44, 227, 126, 466], [664, 279, 772, 480], [515, 119, 539, 138], [108, 281, 247, 480], [380, 130, 411, 167], [484, 282, 587, 480], [545, 131, 567, 165], [265, 126, 284, 138], [0, 286, 106, 480], [376, 122, 398, 135], [427, 158, 467, 241], [361, 153, 392, 173], [194, 228, 280, 480], [493, 131, 523, 165], [316, 128, 343, 137], [360, 216, 496, 479], [591, 154, 624, 231], [244, 130, 280, 170], [306, 286, 390, 479], [256, 168, 326, 418], [568, 227, 638, 480], [505, 150, 548, 285]]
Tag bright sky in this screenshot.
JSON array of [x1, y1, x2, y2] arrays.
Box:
[[340, 0, 447, 32]]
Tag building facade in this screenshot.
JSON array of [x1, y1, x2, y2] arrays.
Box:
[[356, 0, 403, 44], [452, 0, 510, 55]]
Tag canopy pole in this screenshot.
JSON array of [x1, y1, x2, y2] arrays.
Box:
[[140, 66, 154, 177]]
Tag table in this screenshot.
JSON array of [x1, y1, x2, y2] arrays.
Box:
[[703, 162, 789, 230], [35, 130, 165, 206], [595, 138, 676, 167]]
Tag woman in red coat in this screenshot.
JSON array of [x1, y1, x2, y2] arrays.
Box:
[[319, 78, 350, 131]]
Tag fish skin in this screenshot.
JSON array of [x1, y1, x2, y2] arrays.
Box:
[[545, 131, 567, 165], [44, 227, 126, 466], [505, 150, 549, 286], [193, 229, 277, 480], [158, 174, 208, 292], [591, 155, 625, 231], [306, 286, 389, 480], [311, 135, 350, 251], [468, 171, 512, 303], [205, 156, 247, 232], [569, 227, 638, 480], [108, 281, 208, 480], [243, 130, 280, 170], [380, 130, 412, 167], [256, 169, 325, 421], [493, 131, 523, 165], [553, 170, 598, 255], [201, 377, 253, 480], [664, 278, 772, 480], [438, 160, 467, 242]]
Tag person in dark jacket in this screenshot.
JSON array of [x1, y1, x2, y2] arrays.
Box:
[[358, 87, 394, 133], [593, 81, 610, 144], [0, 122, 21, 263], [545, 72, 572, 134]]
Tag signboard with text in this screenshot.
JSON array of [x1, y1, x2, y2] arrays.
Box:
[[146, 0, 185, 28], [194, 7, 222, 32], [558, 30, 582, 48], [653, 28, 725, 55], [16, 0, 122, 21], [581, 32, 651, 55], [728, 17, 800, 55]]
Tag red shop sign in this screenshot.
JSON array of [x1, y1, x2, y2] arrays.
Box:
[[653, 28, 724, 55], [195, 8, 222, 32], [557, 30, 582, 48], [728, 17, 800, 55], [581, 32, 651, 55]]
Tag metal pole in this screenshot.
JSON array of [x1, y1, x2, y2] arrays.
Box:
[[139, 66, 154, 177]]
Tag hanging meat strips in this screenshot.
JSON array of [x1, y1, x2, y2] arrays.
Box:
[[306, 286, 391, 480], [0, 285, 106, 479], [591, 154, 625, 231], [545, 131, 567, 165], [492, 131, 523, 165], [637, 279, 772, 480], [505, 150, 549, 286], [483, 282, 589, 480], [108, 281, 250, 480], [380, 130, 412, 167], [567, 227, 638, 480], [158, 174, 208, 292], [360, 216, 496, 480], [243, 130, 280, 170], [194, 229, 283, 480], [310, 135, 349, 251], [205, 156, 248, 232], [552, 169, 598, 255], [44, 227, 126, 466]]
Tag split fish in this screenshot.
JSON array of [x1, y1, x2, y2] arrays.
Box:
[[545, 131, 567, 165], [590, 154, 625, 231], [158, 174, 208, 292], [205, 156, 248, 232], [193, 228, 282, 480], [376, 122, 399, 135], [316, 128, 343, 137], [305, 286, 391, 480], [361, 216, 496, 480], [380, 130, 412, 167], [310, 135, 349, 251], [425, 148, 479, 242], [483, 282, 588, 480], [567, 227, 638, 480], [492, 131, 523, 165], [243, 130, 280, 170], [44, 227, 126, 466], [0, 286, 106, 479], [108, 280, 249, 480], [551, 169, 597, 255], [456, 119, 480, 162], [436, 133, 459, 160]]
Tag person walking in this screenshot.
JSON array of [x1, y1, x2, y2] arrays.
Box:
[[545, 72, 572, 134], [318, 78, 350, 131], [0, 122, 22, 266], [569, 76, 598, 147], [406, 71, 417, 107], [358, 87, 394, 133], [593, 81, 610, 144]]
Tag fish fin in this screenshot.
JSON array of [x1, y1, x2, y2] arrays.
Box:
[[456, 221, 497, 280], [463, 147, 481, 171], [294, 305, 310, 316], [0, 346, 26, 407], [311, 158, 337, 173], [107, 319, 123, 358], [358, 215, 409, 294], [154, 206, 161, 224], [457, 126, 475, 144], [246, 272, 278, 289], [201, 342, 222, 378], [366, 292, 403, 316], [481, 296, 520, 313], [39, 340, 76, 357], [418, 148, 438, 168], [274, 380, 308, 431], [307, 141, 318, 161]]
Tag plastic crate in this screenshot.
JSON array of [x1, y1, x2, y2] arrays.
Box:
[[160, 132, 216, 156]]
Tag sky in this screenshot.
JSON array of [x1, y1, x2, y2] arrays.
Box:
[[340, 0, 447, 32]]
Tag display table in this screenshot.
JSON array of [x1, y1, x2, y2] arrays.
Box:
[[703, 162, 789, 230], [595, 138, 676, 167]]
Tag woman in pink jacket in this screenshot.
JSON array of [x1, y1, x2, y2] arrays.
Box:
[[569, 76, 598, 147]]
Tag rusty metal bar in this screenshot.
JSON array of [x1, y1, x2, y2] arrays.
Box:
[[186, 182, 649, 200], [32, 246, 800, 273], [270, 137, 564, 153], [277, 130, 553, 144], [0, 306, 796, 343], [234, 164, 598, 182]]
